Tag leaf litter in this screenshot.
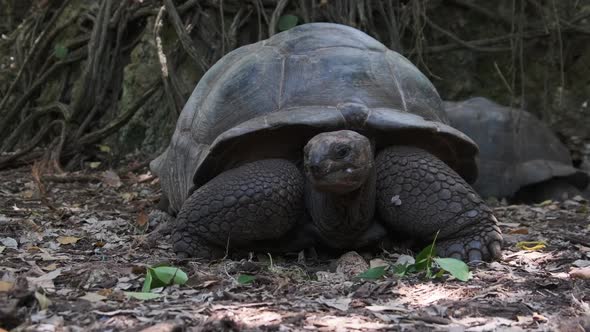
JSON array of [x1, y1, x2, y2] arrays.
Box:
[[0, 165, 589, 331]]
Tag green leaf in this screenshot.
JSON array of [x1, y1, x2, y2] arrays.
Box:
[[277, 14, 299, 31], [151, 266, 188, 285], [237, 274, 256, 284], [141, 268, 154, 292], [54, 45, 69, 59], [125, 292, 162, 300], [413, 243, 435, 271], [355, 266, 387, 280], [393, 264, 409, 277], [434, 269, 446, 279], [142, 266, 188, 292], [434, 258, 472, 282], [413, 231, 440, 274]]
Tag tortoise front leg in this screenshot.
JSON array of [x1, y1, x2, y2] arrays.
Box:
[[374, 146, 503, 262], [172, 159, 305, 259]]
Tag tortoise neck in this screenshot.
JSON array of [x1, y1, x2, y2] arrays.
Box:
[[306, 167, 376, 247]]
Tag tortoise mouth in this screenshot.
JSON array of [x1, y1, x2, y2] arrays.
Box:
[[306, 163, 372, 193]]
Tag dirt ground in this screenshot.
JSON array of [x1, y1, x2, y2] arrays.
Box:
[[1, 162, 590, 332]]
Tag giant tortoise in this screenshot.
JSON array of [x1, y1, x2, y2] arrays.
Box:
[[150, 23, 503, 262], [444, 97, 589, 203]]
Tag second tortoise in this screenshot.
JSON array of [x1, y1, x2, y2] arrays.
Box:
[[444, 97, 589, 203]]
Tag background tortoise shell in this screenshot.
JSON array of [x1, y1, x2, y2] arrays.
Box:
[[444, 97, 589, 199]]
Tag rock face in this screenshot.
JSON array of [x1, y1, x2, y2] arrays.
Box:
[[444, 97, 589, 202]]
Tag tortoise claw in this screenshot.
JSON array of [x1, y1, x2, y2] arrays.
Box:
[[437, 224, 503, 262]]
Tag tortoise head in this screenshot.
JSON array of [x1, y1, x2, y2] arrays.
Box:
[[304, 130, 374, 193]]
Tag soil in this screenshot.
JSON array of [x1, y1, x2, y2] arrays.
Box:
[[1, 163, 590, 332]]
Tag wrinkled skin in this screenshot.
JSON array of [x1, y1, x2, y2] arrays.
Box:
[[171, 130, 503, 262]]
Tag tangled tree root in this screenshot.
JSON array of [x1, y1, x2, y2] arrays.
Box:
[[0, 0, 588, 171]]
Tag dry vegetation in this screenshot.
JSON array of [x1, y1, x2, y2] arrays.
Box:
[[1, 0, 590, 170]]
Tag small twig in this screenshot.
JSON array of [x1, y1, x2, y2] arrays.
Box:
[[31, 161, 58, 211], [444, 0, 513, 28], [424, 16, 513, 52], [493, 61, 514, 95], [268, 0, 288, 36], [551, 0, 565, 99], [220, 0, 226, 55], [227, 6, 251, 51]]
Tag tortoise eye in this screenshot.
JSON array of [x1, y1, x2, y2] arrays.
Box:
[[334, 145, 351, 159]]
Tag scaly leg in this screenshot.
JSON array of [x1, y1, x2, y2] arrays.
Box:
[[172, 159, 305, 259], [375, 146, 503, 262]]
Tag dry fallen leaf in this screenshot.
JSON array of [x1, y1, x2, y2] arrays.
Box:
[[27, 269, 62, 291], [0, 237, 18, 249], [27, 246, 42, 253], [200, 280, 219, 288], [569, 267, 590, 279], [508, 228, 529, 235], [497, 222, 521, 228], [336, 251, 369, 278], [575, 244, 590, 253], [120, 192, 137, 202], [137, 172, 154, 183], [80, 292, 107, 302], [101, 170, 122, 188], [317, 296, 351, 311], [365, 304, 408, 313], [57, 236, 81, 245], [532, 312, 548, 322], [42, 263, 58, 271], [369, 258, 389, 269], [98, 144, 111, 153], [0, 281, 14, 292], [89, 161, 101, 169], [136, 210, 149, 229], [97, 288, 113, 297], [395, 254, 415, 266], [516, 241, 546, 251]]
